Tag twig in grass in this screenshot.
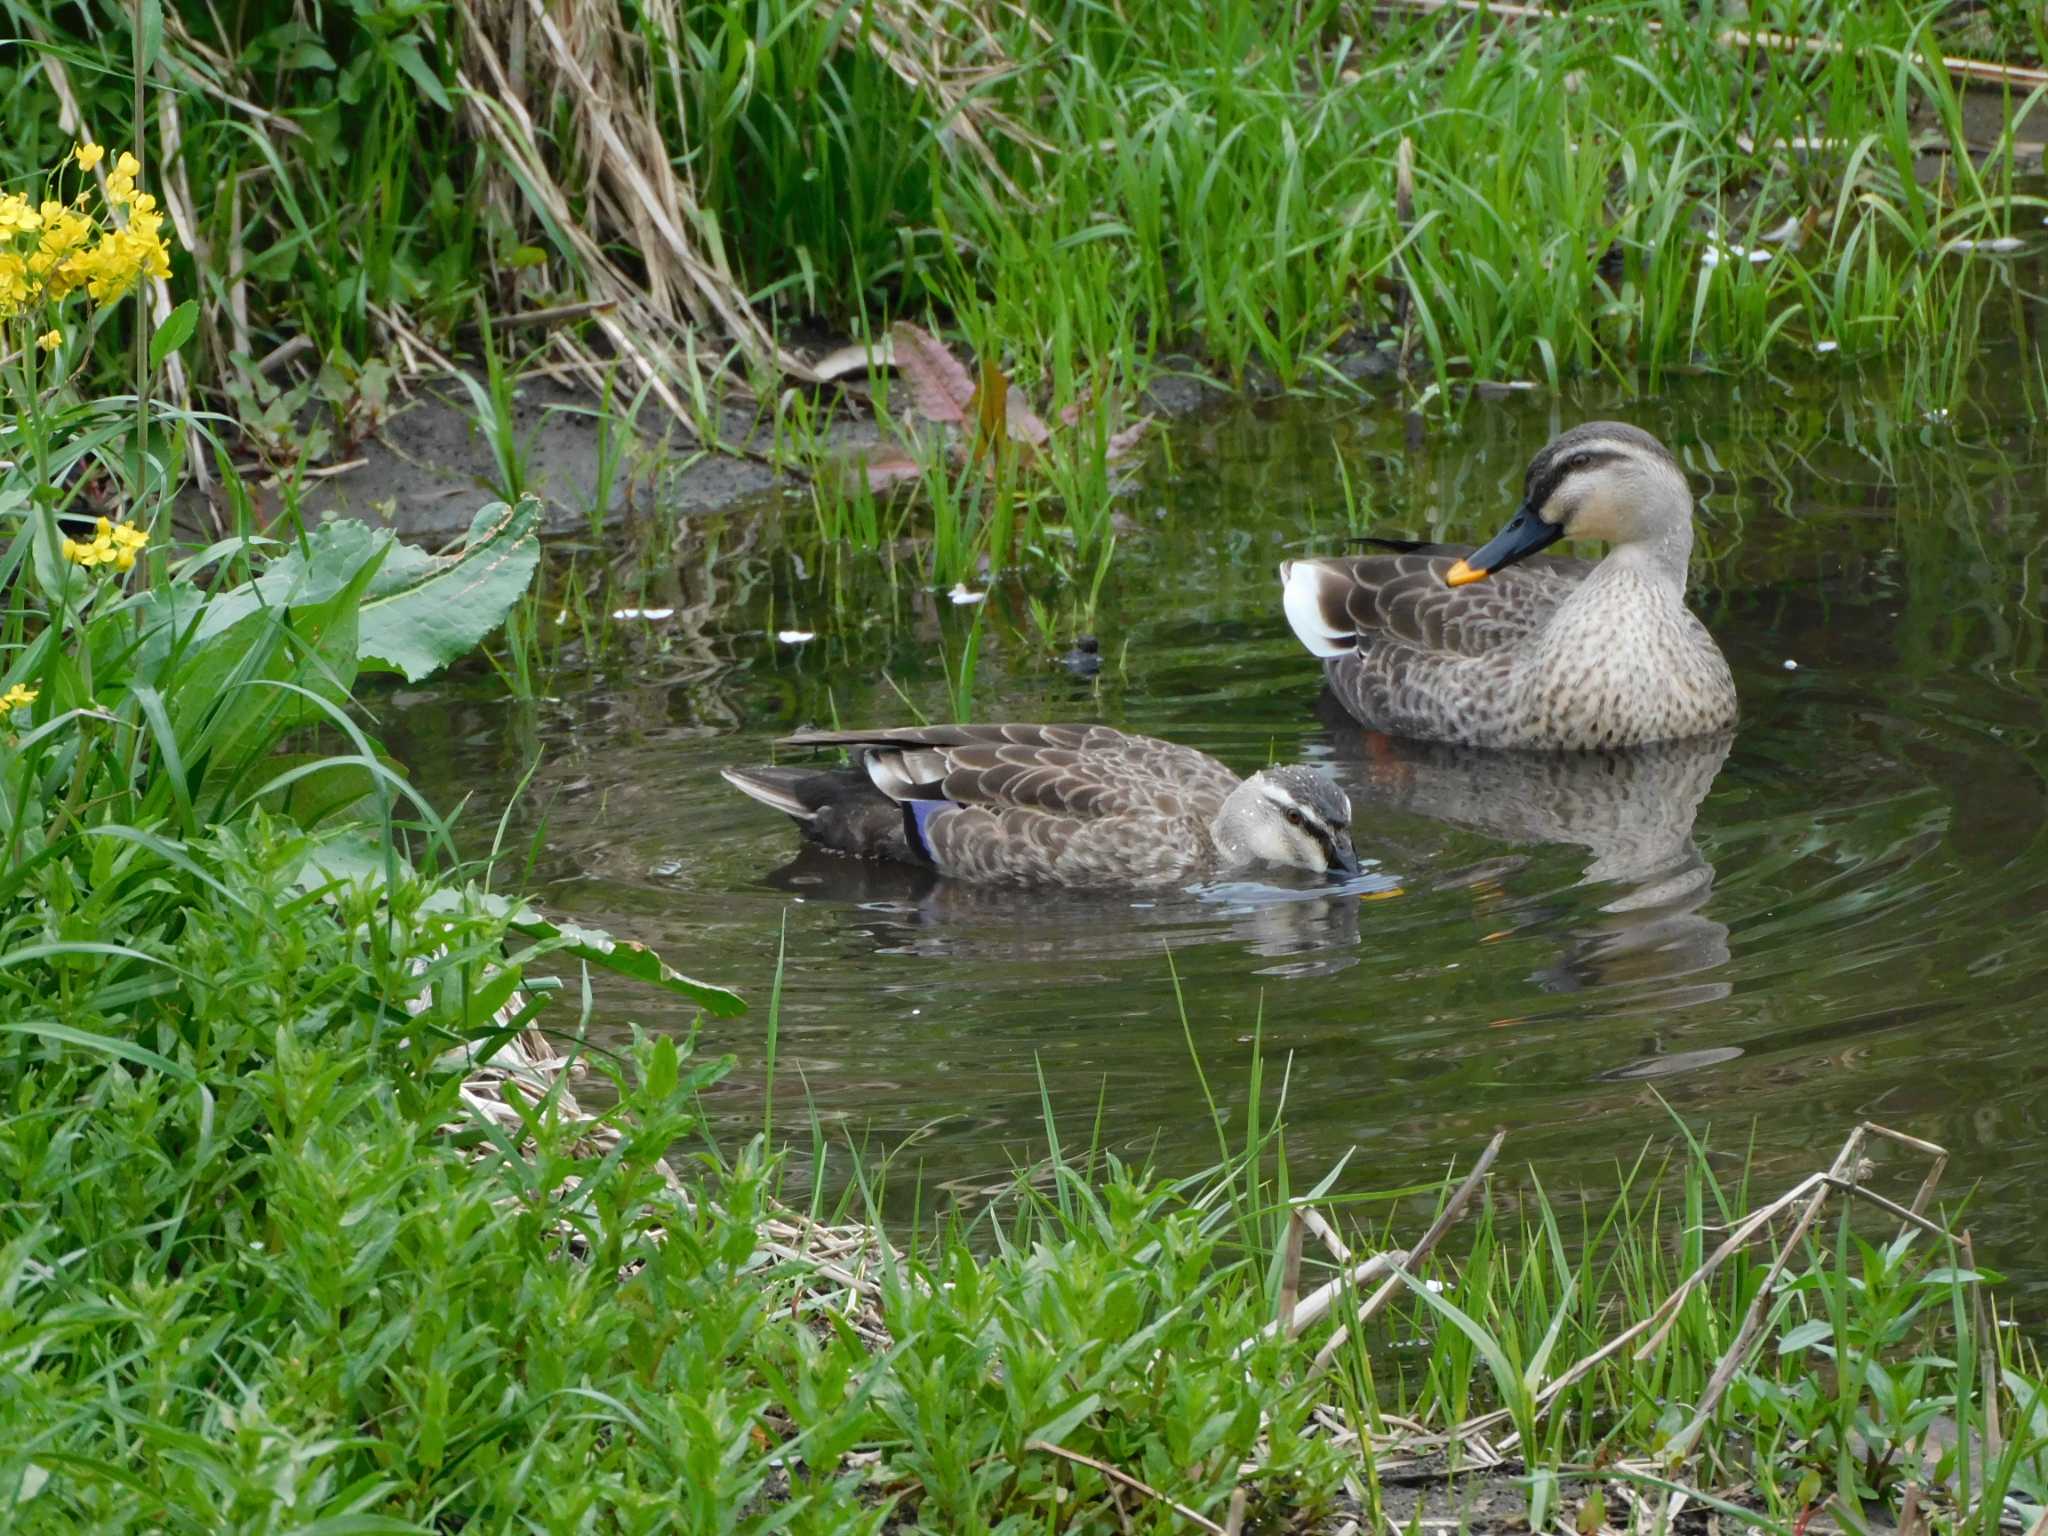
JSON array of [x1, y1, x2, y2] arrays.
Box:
[[1308, 1129, 1503, 1375], [1295, 1202, 1353, 1264], [254, 335, 315, 379], [1662, 1122, 1951, 1464], [1453, 1123, 1955, 1456], [491, 299, 621, 331], [1027, 1440, 1230, 1536], [1278, 1209, 1307, 1334]]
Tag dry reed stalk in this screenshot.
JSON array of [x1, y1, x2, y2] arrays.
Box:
[[1278, 1209, 1308, 1334], [1296, 1202, 1353, 1264], [159, 9, 308, 136], [1660, 1125, 1879, 1462], [1446, 1124, 1954, 1461], [1372, 0, 2048, 90], [1307, 1128, 1502, 1376]]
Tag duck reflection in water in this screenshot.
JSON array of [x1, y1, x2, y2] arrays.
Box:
[[1314, 691, 1735, 1005]]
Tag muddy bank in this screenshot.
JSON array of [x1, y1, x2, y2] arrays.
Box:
[[184, 351, 1264, 545]]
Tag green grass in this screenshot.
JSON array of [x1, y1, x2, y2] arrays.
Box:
[[8, 951, 2045, 1532], [10, 2, 2047, 412], [14, 0, 2048, 607], [5, 22, 2047, 1531]]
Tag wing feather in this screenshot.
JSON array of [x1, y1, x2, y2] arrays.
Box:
[[779, 723, 1241, 821], [1283, 551, 1591, 658]]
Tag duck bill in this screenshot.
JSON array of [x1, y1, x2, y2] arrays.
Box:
[[1328, 836, 1362, 879], [1444, 501, 1565, 587]]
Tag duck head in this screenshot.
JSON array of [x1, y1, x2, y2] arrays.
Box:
[[1447, 423, 1694, 587], [1214, 765, 1360, 878]]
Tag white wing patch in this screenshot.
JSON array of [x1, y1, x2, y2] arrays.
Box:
[[1279, 560, 1354, 658]]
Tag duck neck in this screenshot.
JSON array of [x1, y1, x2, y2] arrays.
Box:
[[1603, 512, 1694, 597], [1208, 780, 1266, 867]]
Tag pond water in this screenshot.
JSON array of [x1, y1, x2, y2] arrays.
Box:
[[384, 364, 2048, 1301]]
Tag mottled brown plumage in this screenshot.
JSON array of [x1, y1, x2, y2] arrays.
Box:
[[723, 723, 1358, 889], [1282, 423, 1736, 750]]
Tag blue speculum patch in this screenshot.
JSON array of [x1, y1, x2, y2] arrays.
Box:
[[902, 797, 953, 863]]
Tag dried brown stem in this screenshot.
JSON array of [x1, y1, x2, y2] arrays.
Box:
[[1308, 1129, 1503, 1376], [1027, 1440, 1230, 1536]]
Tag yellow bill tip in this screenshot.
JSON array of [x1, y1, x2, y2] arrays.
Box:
[[1445, 558, 1489, 588]]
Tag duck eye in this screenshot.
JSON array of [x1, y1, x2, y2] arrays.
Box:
[[1285, 809, 1304, 827]]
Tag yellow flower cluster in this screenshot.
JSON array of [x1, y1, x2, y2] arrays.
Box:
[[62, 516, 150, 573], [0, 684, 38, 720], [0, 144, 175, 321]]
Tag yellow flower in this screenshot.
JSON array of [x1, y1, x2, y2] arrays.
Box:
[[0, 151, 176, 319], [0, 253, 28, 312], [0, 684, 37, 721], [62, 517, 148, 571], [105, 152, 141, 207], [37, 328, 60, 352], [0, 193, 40, 238]]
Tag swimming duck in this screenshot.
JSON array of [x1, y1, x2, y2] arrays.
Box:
[[722, 723, 1359, 888], [1280, 422, 1736, 751]]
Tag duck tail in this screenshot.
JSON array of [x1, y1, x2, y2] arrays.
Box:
[[1278, 559, 1356, 658], [719, 765, 823, 822]]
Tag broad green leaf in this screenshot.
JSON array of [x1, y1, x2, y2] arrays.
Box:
[[358, 498, 541, 682], [150, 300, 199, 370], [294, 831, 415, 894], [1777, 1318, 1835, 1354], [420, 886, 745, 1016]]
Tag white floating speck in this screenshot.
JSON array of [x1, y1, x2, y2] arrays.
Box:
[[777, 628, 815, 644], [910, 1008, 920, 1016], [1701, 243, 1769, 269], [610, 606, 675, 622], [1758, 216, 1804, 244], [1815, 340, 1839, 354], [1947, 236, 2024, 254], [1783, 659, 1798, 671], [555, 609, 568, 624], [947, 582, 986, 605]]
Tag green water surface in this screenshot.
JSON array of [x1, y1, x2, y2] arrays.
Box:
[[387, 368, 2048, 1299]]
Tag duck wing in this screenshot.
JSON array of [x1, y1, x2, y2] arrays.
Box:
[[781, 723, 1240, 821], [781, 724, 1231, 887], [1282, 551, 1592, 658]]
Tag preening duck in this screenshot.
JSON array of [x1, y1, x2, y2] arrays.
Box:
[[722, 723, 1359, 889], [1280, 422, 1736, 751]]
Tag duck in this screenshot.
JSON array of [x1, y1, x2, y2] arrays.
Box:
[[722, 722, 1360, 889], [1279, 422, 1736, 751]]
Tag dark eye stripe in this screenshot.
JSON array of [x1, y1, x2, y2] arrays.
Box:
[[1526, 448, 1624, 511]]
